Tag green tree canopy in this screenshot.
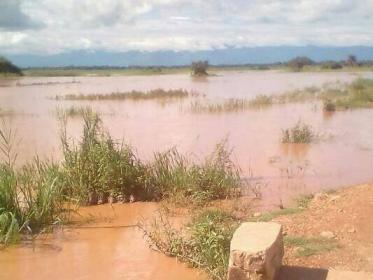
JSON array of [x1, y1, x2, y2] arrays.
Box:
[[0, 57, 23, 75], [191, 60, 209, 76], [288, 56, 314, 71]]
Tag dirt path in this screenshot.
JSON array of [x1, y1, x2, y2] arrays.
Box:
[[274, 183, 373, 272]]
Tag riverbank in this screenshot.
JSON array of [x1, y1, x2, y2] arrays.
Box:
[[274, 183, 373, 273]]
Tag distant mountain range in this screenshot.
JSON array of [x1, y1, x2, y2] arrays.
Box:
[[7, 46, 373, 68]]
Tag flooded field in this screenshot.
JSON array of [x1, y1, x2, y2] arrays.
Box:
[[1, 70, 373, 279], [1, 71, 372, 202]]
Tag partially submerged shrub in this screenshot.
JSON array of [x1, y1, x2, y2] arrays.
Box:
[[281, 122, 314, 144], [323, 99, 336, 112], [141, 209, 238, 280]]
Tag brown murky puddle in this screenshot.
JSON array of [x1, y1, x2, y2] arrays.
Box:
[[0, 203, 205, 280], [1, 70, 373, 279]]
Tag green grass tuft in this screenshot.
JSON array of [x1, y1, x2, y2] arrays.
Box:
[[281, 121, 315, 144], [284, 235, 339, 257]]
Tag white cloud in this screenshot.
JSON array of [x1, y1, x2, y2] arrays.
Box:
[[0, 0, 372, 54]]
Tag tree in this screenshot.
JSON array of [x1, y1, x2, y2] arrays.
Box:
[[191, 60, 209, 76], [288, 56, 314, 71], [0, 57, 23, 75], [346, 55, 358, 67]]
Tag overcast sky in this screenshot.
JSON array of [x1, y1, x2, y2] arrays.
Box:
[[1, 0, 373, 55]]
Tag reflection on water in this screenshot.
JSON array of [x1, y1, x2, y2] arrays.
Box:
[[1, 71, 373, 279]]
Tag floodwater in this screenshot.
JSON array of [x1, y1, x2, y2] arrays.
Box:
[[1, 70, 373, 279], [0, 203, 205, 280]]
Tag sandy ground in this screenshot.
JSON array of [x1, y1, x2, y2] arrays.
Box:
[[274, 183, 373, 273]]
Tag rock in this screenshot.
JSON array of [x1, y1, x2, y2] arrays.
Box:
[[320, 231, 335, 239], [227, 222, 284, 280], [253, 212, 262, 218]]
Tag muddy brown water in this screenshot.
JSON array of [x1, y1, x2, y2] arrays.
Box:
[[1, 70, 373, 279], [0, 203, 205, 280]]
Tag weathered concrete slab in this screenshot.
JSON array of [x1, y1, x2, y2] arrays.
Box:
[[227, 222, 284, 280]]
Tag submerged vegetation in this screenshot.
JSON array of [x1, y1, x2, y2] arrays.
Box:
[[324, 78, 373, 110], [281, 122, 315, 144], [55, 88, 191, 101], [56, 105, 93, 118], [190, 95, 272, 113]]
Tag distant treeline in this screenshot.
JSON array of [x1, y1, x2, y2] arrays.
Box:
[[2, 54, 373, 74], [0, 57, 23, 75], [21, 59, 373, 71]]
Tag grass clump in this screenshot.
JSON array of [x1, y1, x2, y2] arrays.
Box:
[[55, 88, 190, 101], [281, 122, 314, 144], [0, 123, 67, 245], [60, 110, 241, 205], [284, 235, 339, 257], [142, 209, 238, 280], [60, 109, 149, 205], [56, 105, 92, 118], [149, 142, 241, 205]]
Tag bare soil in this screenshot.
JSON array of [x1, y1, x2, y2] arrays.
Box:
[[274, 183, 373, 272]]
